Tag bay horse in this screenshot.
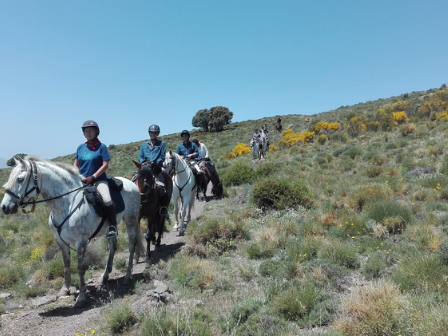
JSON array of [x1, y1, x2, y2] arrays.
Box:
[[163, 151, 196, 236], [196, 159, 223, 201], [132, 160, 173, 266], [0, 156, 144, 308], [275, 122, 282, 133]]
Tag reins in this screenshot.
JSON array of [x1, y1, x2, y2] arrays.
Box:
[[172, 155, 195, 193]]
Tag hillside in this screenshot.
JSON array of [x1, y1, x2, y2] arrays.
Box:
[[2, 85, 448, 335]]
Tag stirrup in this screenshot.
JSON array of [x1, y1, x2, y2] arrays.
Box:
[[159, 206, 168, 216], [106, 226, 118, 238]]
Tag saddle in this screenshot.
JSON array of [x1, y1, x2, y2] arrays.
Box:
[[83, 177, 125, 217]]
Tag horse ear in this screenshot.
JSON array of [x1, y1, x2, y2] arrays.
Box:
[[132, 160, 141, 169], [16, 156, 26, 166]]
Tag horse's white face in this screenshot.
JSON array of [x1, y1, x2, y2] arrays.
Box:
[[1, 159, 31, 214], [163, 151, 176, 175]]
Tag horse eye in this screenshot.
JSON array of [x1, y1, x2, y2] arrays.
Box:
[[17, 177, 24, 183]]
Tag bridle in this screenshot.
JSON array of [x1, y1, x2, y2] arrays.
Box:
[[5, 160, 42, 213], [5, 159, 85, 214], [165, 154, 177, 177], [172, 154, 194, 193]]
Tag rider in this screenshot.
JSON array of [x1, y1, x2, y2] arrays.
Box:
[[176, 130, 199, 176], [138, 124, 168, 216], [191, 139, 209, 160], [262, 124, 270, 149], [74, 120, 117, 238], [191, 138, 210, 175]]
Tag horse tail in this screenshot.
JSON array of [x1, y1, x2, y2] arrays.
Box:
[[135, 226, 145, 256]]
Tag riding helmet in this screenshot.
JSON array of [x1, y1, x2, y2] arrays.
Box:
[[180, 130, 190, 137], [148, 124, 160, 133], [81, 120, 100, 135]]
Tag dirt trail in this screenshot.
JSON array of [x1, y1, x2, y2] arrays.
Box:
[[0, 193, 208, 336]]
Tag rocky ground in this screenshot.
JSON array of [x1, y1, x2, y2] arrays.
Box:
[[0, 193, 209, 336]]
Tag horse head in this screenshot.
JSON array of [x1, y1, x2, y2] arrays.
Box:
[[132, 160, 155, 196], [211, 180, 223, 199], [1, 156, 41, 214], [163, 150, 177, 176]]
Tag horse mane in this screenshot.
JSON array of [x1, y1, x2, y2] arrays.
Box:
[[25, 155, 83, 178]]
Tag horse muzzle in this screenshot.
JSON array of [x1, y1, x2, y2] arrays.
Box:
[[1, 202, 18, 215]]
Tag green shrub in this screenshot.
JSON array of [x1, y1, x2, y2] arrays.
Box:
[[361, 251, 388, 279], [271, 282, 321, 321], [349, 183, 394, 211], [439, 239, 448, 266], [317, 241, 359, 269], [392, 252, 448, 293], [365, 166, 383, 178], [252, 178, 312, 211], [364, 200, 413, 233], [0, 262, 25, 289], [256, 162, 278, 177], [259, 259, 284, 278], [142, 309, 212, 336], [342, 146, 365, 160], [187, 217, 249, 257], [221, 162, 256, 186], [103, 301, 138, 335], [332, 280, 409, 335]]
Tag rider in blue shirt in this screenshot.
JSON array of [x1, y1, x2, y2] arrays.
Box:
[[138, 124, 168, 215], [74, 120, 117, 239], [176, 130, 199, 160]]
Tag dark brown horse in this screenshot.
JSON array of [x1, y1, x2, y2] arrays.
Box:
[[275, 122, 282, 133], [132, 160, 173, 265], [196, 160, 223, 201]]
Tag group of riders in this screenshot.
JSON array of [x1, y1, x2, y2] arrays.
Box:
[[75, 120, 214, 237]]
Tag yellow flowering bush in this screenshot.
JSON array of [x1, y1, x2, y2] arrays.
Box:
[[279, 130, 314, 147], [222, 143, 251, 159], [393, 111, 407, 122]]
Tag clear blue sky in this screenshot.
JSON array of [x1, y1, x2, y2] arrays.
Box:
[[1, 0, 447, 160]]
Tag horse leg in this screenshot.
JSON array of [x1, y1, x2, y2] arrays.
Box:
[[74, 240, 88, 308], [99, 236, 117, 286], [144, 218, 152, 265], [56, 240, 71, 297], [178, 197, 188, 236], [124, 223, 138, 284], [173, 197, 180, 231], [156, 215, 164, 247]]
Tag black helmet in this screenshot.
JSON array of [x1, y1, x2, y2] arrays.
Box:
[[180, 130, 190, 137], [148, 124, 160, 133], [81, 120, 100, 135]]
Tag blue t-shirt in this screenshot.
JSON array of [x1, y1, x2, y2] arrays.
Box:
[[138, 140, 166, 167], [176, 141, 198, 159], [76, 142, 111, 181]]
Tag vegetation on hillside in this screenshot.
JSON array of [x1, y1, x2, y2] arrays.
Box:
[[2, 85, 448, 334]]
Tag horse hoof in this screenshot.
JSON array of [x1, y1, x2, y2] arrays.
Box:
[[178, 231, 185, 237]]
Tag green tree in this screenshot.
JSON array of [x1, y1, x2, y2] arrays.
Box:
[[192, 109, 210, 131], [208, 106, 233, 132], [7, 153, 27, 167]]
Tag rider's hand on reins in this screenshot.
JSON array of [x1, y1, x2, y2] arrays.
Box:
[[83, 175, 96, 185]]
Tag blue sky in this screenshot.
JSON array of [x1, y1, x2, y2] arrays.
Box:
[[1, 0, 447, 160]]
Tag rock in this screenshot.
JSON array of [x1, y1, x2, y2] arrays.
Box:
[[31, 295, 57, 308]]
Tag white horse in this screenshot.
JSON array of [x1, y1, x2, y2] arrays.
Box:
[[251, 133, 268, 160], [163, 151, 196, 236], [0, 156, 145, 308]]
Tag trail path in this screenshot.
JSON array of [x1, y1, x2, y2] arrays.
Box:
[[0, 191, 209, 336]]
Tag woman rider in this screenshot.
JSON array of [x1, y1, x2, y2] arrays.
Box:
[[74, 120, 117, 238]]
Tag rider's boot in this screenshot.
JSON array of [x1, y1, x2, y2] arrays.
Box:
[[104, 204, 118, 238]]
